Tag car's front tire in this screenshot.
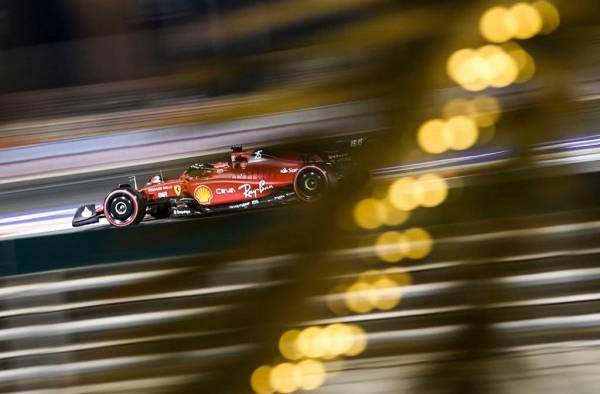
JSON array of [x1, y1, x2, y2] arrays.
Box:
[[103, 188, 146, 228]]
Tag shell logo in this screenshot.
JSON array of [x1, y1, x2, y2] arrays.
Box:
[[194, 185, 213, 204]]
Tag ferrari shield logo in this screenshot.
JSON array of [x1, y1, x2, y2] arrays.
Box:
[[174, 185, 182, 196], [194, 185, 213, 204]]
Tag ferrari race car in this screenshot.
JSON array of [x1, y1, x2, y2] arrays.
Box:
[[72, 146, 345, 228]]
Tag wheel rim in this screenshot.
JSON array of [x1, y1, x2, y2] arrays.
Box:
[[104, 190, 140, 227], [296, 168, 327, 201], [115, 201, 128, 215]]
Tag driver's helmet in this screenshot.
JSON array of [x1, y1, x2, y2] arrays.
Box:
[[148, 175, 163, 185]]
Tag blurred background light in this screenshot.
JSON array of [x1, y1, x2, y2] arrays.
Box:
[[387, 175, 449, 210], [479, 2, 555, 43], [443, 95, 501, 127], [507, 3, 543, 39], [375, 231, 408, 263], [297, 326, 328, 359], [344, 325, 367, 356], [480, 6, 514, 43], [447, 45, 521, 91], [504, 42, 537, 82], [353, 198, 386, 229], [445, 115, 479, 150], [253, 358, 327, 394], [270, 362, 301, 394], [251, 365, 275, 394], [388, 177, 420, 210], [371, 275, 403, 310], [327, 285, 350, 315], [469, 95, 502, 126], [343, 272, 404, 313], [296, 359, 326, 391], [533, 0, 560, 34], [417, 119, 449, 154], [380, 199, 411, 226], [415, 173, 449, 207], [404, 227, 433, 259], [279, 329, 303, 361], [345, 280, 376, 313], [323, 324, 355, 356]]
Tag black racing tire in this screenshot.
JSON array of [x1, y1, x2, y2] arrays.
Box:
[[293, 165, 329, 202], [103, 188, 147, 228], [149, 204, 171, 219]]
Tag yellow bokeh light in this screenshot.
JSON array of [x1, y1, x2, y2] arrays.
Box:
[[279, 329, 302, 361], [342, 270, 412, 312], [380, 198, 410, 226], [442, 98, 470, 119], [327, 285, 348, 315], [480, 3, 547, 42], [533, 0, 560, 34], [446, 48, 477, 82], [508, 3, 543, 39], [296, 359, 326, 391], [417, 119, 448, 154], [445, 115, 479, 150], [324, 323, 355, 356], [270, 363, 301, 394], [353, 198, 385, 230], [454, 52, 489, 91], [388, 177, 420, 210], [297, 326, 329, 359], [506, 45, 536, 83], [444, 96, 501, 128], [489, 52, 518, 88], [358, 269, 383, 284], [372, 277, 402, 310], [251, 365, 275, 394], [404, 228, 433, 260], [385, 174, 449, 210], [344, 324, 367, 356], [447, 45, 519, 91], [479, 6, 512, 43], [469, 95, 501, 127], [375, 231, 408, 263], [383, 268, 413, 288], [345, 281, 376, 313], [415, 173, 448, 207]]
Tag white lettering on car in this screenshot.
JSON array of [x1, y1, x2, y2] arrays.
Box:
[[147, 186, 172, 192], [238, 180, 274, 199], [280, 168, 298, 174], [216, 187, 236, 195], [81, 206, 93, 218]]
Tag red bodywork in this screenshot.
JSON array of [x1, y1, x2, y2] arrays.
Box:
[[140, 148, 319, 207], [72, 146, 343, 228]]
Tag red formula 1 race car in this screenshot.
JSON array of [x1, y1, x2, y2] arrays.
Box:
[[72, 146, 342, 228]]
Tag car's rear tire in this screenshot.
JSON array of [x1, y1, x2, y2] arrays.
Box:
[[103, 188, 146, 228], [293, 165, 329, 202]]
